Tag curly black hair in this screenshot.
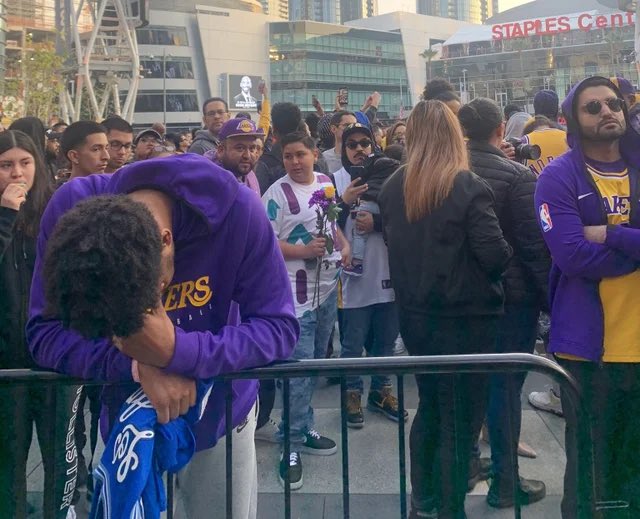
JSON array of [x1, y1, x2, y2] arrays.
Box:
[[43, 195, 163, 339]]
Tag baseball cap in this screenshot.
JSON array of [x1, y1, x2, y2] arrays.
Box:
[[533, 90, 559, 119], [46, 129, 62, 140], [218, 118, 264, 141], [341, 122, 373, 143], [134, 129, 162, 146]]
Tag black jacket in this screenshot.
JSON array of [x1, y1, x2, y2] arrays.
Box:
[[255, 142, 330, 195], [379, 168, 512, 317], [468, 141, 550, 309], [0, 207, 37, 369]]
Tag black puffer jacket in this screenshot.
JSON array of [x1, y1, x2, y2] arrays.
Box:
[[380, 168, 512, 317], [468, 140, 550, 309], [0, 207, 37, 368]]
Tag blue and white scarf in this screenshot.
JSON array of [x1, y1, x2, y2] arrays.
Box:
[[90, 381, 213, 519]]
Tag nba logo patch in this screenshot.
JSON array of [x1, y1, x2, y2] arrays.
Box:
[[539, 203, 552, 232]]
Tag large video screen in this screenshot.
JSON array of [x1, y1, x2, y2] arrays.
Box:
[[229, 74, 263, 111]]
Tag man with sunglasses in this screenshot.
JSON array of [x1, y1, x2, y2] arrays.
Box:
[[103, 116, 134, 173], [535, 76, 640, 519], [333, 123, 406, 428]]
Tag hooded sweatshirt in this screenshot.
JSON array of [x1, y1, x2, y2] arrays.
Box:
[[534, 76, 640, 362], [27, 154, 299, 451], [188, 129, 220, 156]]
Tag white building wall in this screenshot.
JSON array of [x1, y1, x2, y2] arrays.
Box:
[[347, 12, 471, 106], [195, 5, 277, 115], [119, 9, 209, 128]]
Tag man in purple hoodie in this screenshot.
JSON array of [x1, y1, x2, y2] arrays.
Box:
[[535, 76, 640, 519], [27, 154, 299, 518]]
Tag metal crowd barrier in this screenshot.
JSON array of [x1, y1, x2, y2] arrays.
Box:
[[0, 353, 627, 519]]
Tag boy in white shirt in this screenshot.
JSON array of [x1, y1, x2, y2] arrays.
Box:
[[262, 131, 350, 490]]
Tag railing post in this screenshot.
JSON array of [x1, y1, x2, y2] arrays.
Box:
[[339, 378, 350, 519], [225, 379, 234, 519], [397, 375, 407, 519]]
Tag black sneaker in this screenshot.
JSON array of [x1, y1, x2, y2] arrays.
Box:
[[487, 477, 546, 508], [278, 451, 303, 490], [301, 429, 338, 455], [367, 386, 409, 422]]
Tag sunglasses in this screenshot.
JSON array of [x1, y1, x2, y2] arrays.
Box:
[[584, 98, 624, 115], [346, 139, 372, 150]]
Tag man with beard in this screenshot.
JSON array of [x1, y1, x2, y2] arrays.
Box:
[[214, 119, 264, 195], [535, 76, 640, 518]]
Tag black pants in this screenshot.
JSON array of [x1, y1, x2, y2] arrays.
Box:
[[0, 384, 83, 518], [73, 385, 102, 499], [559, 360, 640, 519], [400, 312, 498, 519]]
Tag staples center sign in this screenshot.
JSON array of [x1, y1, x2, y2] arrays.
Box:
[[492, 11, 636, 40]]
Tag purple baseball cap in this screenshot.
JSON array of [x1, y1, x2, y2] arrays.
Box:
[[218, 118, 264, 141], [611, 77, 635, 96]]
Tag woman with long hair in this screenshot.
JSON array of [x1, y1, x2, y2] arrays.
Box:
[[0, 130, 77, 518], [9, 117, 47, 161], [379, 101, 512, 519]]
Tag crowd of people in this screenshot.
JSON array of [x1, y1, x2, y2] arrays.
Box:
[[1, 73, 639, 519]]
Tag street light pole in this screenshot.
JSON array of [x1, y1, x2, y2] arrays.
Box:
[[462, 68, 468, 103], [162, 47, 167, 127]]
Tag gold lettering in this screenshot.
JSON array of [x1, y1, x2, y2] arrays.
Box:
[[164, 284, 180, 311], [178, 280, 195, 309], [188, 276, 213, 307]]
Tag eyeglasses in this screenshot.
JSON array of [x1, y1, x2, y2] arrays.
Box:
[[108, 141, 133, 151], [205, 110, 228, 117], [345, 139, 372, 150], [584, 98, 625, 115]]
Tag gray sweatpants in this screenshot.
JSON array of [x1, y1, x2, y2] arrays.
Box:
[[174, 401, 258, 519]]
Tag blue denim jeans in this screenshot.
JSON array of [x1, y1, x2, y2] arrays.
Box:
[[486, 304, 539, 486], [350, 200, 379, 263], [339, 302, 399, 392], [277, 290, 338, 449]]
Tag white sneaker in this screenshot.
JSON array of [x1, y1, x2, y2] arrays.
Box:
[[66, 505, 77, 519], [254, 417, 279, 443], [528, 388, 563, 416]]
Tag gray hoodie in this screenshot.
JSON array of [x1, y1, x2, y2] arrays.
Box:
[[188, 129, 219, 155]]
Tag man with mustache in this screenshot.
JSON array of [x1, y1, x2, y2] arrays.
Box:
[[535, 76, 640, 518], [332, 123, 406, 428]]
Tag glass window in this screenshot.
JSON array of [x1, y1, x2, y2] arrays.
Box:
[[140, 57, 194, 79], [133, 91, 199, 113], [136, 27, 189, 46]]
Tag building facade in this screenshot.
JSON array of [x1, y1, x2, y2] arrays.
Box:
[[340, 0, 377, 23], [347, 12, 470, 106], [260, 0, 289, 19], [417, 0, 494, 23], [125, 9, 210, 130], [269, 20, 410, 118], [289, 0, 341, 24], [438, 5, 636, 110]]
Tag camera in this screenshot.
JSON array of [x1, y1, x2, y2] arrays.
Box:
[[506, 137, 542, 161]]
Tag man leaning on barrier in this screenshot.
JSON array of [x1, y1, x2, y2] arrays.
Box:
[[26, 153, 299, 518]]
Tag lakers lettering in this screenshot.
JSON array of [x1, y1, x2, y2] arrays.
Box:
[[164, 276, 213, 311], [602, 195, 630, 217]]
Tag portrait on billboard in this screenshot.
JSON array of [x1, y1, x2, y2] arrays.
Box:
[[231, 75, 262, 110]]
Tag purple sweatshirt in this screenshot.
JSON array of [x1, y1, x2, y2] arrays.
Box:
[[534, 77, 640, 362], [27, 154, 299, 451]]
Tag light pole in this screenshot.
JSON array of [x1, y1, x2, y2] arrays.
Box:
[[462, 68, 468, 104], [162, 47, 167, 126]]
